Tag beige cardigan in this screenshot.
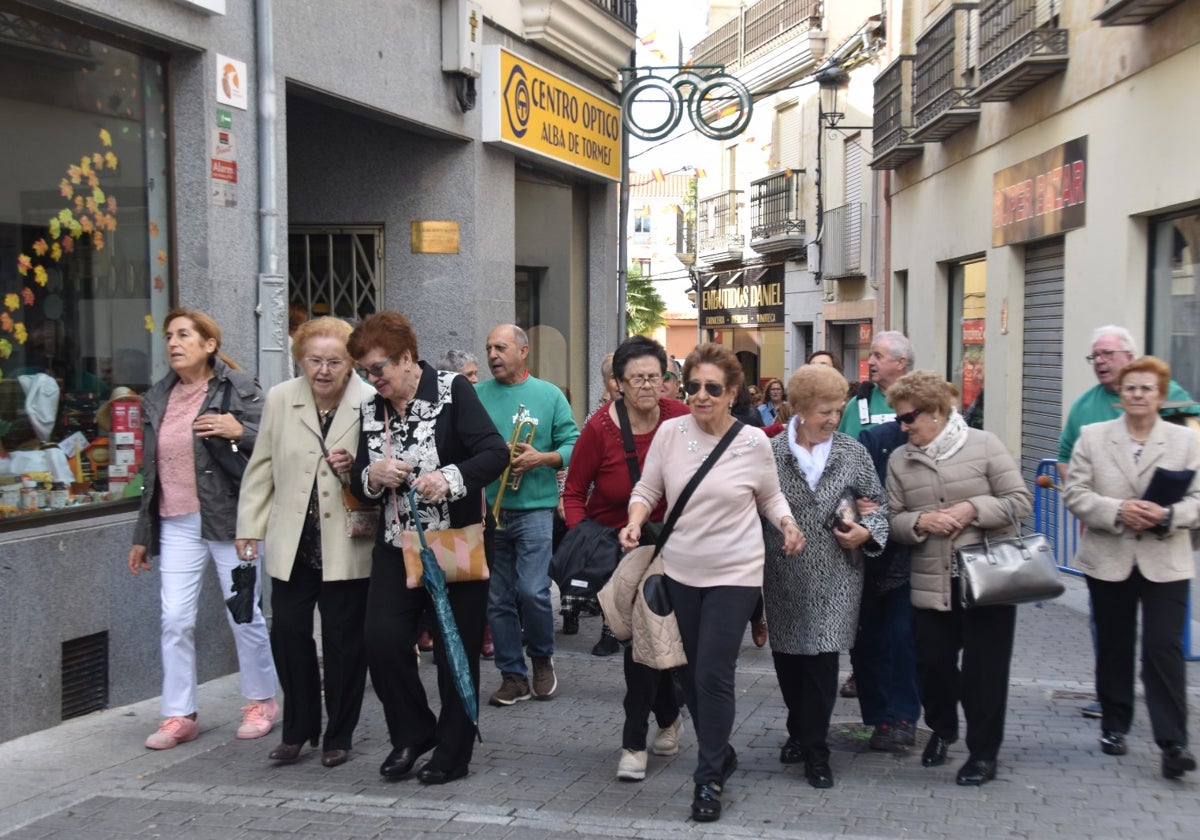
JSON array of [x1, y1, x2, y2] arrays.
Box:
[[887, 429, 1032, 611], [237, 375, 376, 582], [1064, 417, 1200, 583]]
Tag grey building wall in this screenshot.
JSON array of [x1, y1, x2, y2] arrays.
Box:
[[2, 0, 621, 743]]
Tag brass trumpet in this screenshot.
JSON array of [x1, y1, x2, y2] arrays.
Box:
[[492, 405, 536, 526]]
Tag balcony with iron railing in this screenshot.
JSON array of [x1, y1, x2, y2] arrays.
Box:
[[697, 190, 745, 265], [588, 0, 636, 30], [912, 4, 981, 143], [822, 202, 864, 280], [520, 0, 638, 81], [690, 0, 821, 72], [749, 171, 807, 257], [870, 56, 924, 170], [974, 0, 1068, 102], [1093, 0, 1187, 25]]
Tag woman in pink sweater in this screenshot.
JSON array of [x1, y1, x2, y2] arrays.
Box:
[[620, 342, 804, 823]]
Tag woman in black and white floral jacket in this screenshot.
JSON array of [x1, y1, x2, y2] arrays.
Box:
[[347, 312, 508, 785]]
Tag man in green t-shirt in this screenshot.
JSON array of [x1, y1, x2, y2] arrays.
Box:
[[1057, 325, 1199, 483], [476, 324, 579, 709], [837, 330, 913, 439]]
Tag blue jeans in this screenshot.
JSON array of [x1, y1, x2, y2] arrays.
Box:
[[850, 581, 921, 727], [487, 508, 555, 678]]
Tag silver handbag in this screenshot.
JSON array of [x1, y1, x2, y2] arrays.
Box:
[[955, 509, 1064, 609]]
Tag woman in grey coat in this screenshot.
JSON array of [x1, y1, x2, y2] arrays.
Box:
[[763, 364, 889, 790]]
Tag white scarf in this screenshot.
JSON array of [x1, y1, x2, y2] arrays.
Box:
[[918, 409, 969, 462], [787, 416, 833, 491]]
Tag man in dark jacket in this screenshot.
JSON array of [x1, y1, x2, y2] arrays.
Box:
[[853, 420, 922, 752]]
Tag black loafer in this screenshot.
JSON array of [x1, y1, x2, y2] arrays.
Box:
[[780, 737, 805, 765], [416, 762, 469, 784], [379, 737, 437, 779], [922, 733, 951, 767], [691, 782, 722, 822], [1099, 730, 1127, 756], [955, 757, 997, 786], [804, 760, 834, 789], [1162, 744, 1197, 779]]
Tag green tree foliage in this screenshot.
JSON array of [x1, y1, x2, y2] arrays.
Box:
[[626, 263, 665, 336]]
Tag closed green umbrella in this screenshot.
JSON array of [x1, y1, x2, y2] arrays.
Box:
[[407, 488, 481, 742]]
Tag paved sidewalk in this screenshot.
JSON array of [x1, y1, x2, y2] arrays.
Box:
[[2, 574, 1199, 839]]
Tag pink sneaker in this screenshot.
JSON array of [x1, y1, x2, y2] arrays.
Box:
[[236, 698, 278, 740], [145, 716, 199, 750]]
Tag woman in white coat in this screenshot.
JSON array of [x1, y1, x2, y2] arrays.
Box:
[[237, 317, 375, 768], [1064, 355, 1200, 779]]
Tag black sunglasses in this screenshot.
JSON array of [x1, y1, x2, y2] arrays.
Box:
[[683, 380, 725, 398], [896, 408, 924, 425]]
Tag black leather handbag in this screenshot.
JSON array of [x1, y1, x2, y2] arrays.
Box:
[[200, 383, 249, 489]]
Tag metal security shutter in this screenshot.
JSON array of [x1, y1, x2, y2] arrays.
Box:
[[1021, 238, 1065, 486]]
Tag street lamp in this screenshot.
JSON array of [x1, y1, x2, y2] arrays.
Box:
[[813, 65, 850, 284]]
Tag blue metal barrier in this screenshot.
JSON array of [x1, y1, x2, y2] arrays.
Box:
[[1033, 459, 1083, 576], [1034, 458, 1199, 661]]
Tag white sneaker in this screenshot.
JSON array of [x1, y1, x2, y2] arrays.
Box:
[[236, 698, 279, 739], [617, 748, 647, 781], [651, 715, 682, 756]]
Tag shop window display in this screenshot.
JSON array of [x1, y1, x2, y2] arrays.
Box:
[[0, 9, 171, 522]]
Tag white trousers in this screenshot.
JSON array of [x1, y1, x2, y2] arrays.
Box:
[[158, 512, 277, 717]]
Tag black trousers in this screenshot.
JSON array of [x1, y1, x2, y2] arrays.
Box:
[[665, 578, 759, 785], [364, 541, 489, 772], [1087, 568, 1189, 746], [622, 645, 681, 751], [269, 562, 369, 751], [911, 578, 1016, 762], [772, 650, 839, 762]]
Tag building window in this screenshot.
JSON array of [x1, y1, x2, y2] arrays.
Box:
[[0, 9, 172, 524], [633, 258, 651, 278], [634, 211, 651, 234], [949, 259, 986, 427], [1148, 207, 1200, 399]]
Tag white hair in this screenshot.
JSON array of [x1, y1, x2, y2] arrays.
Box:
[[1092, 325, 1137, 355]]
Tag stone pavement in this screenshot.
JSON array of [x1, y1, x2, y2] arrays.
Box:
[[2, 574, 1199, 839]]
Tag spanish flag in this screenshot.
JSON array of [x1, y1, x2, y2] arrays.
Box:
[[639, 29, 657, 46], [651, 168, 666, 183]]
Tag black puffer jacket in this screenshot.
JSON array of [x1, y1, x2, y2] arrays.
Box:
[[132, 358, 263, 555]]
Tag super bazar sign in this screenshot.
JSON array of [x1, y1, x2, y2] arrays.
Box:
[[482, 46, 621, 182]]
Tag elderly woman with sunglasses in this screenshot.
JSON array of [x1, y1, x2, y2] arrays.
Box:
[[236, 317, 375, 768], [619, 342, 804, 823], [884, 370, 1031, 787], [348, 312, 509, 784]]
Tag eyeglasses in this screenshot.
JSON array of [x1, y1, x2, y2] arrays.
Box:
[[625, 373, 663, 388], [683, 380, 725, 398], [357, 357, 393, 379], [305, 357, 347, 372], [1085, 349, 1128, 364], [896, 408, 924, 425]]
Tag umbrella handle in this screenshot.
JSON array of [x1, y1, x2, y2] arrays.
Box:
[[407, 487, 431, 551]]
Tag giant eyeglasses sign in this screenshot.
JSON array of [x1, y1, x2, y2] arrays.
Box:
[[621, 67, 753, 141]]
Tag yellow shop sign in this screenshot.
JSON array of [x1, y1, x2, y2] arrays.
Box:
[[482, 46, 621, 182]]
